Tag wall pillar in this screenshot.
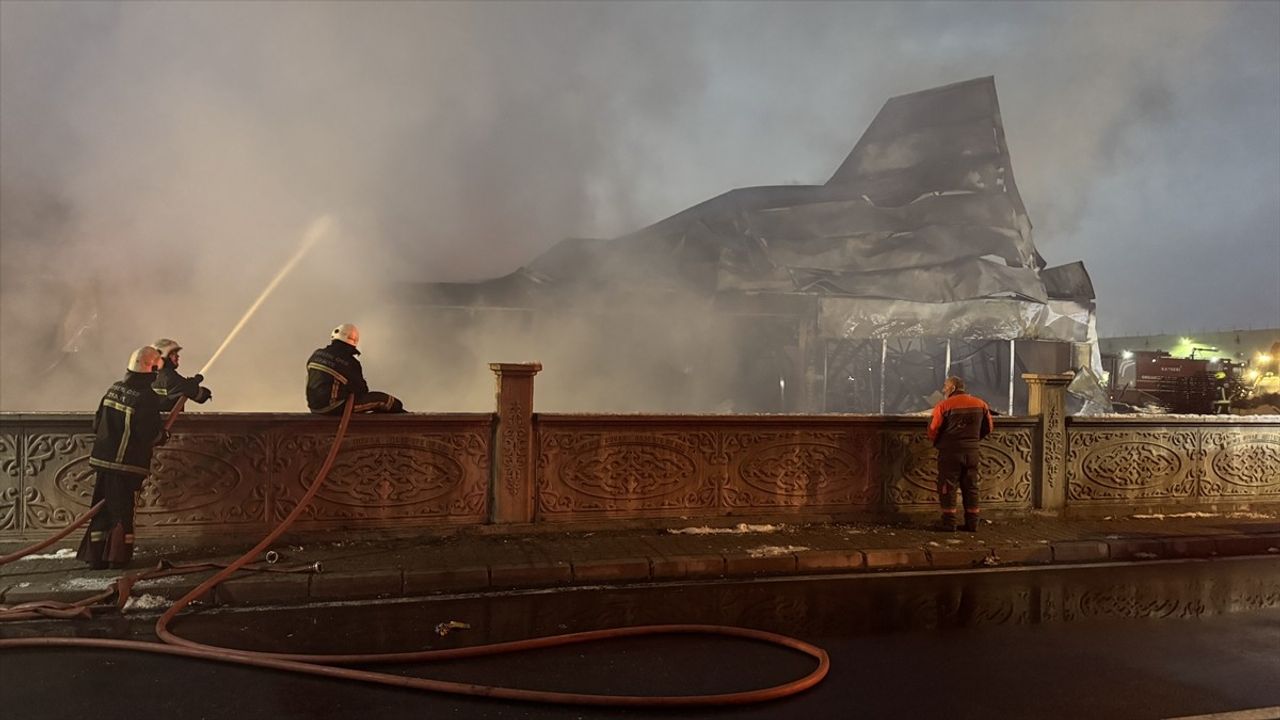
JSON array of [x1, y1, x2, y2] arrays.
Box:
[[490, 362, 541, 524], [1024, 372, 1073, 512]]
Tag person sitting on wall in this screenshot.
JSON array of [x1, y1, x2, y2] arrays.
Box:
[[926, 376, 994, 533], [305, 323, 405, 414], [150, 338, 212, 411], [77, 346, 169, 569]]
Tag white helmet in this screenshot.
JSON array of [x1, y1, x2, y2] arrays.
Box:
[[331, 323, 360, 347], [152, 338, 182, 359], [127, 345, 164, 373]]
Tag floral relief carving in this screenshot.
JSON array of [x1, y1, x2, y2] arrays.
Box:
[[279, 432, 489, 522], [1044, 402, 1064, 489], [885, 430, 1031, 507], [1, 432, 19, 481], [726, 432, 879, 509], [1082, 442, 1182, 489], [502, 399, 529, 498], [0, 485, 19, 531], [1067, 430, 1198, 501], [1200, 431, 1280, 496], [560, 439, 695, 500], [21, 486, 80, 530], [25, 432, 92, 478], [538, 431, 714, 514]]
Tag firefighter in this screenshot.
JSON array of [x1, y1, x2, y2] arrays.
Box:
[[151, 338, 212, 411], [926, 376, 994, 532], [76, 346, 169, 569], [306, 323, 405, 414]]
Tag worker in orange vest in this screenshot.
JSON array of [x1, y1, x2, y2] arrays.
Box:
[[926, 376, 994, 532]]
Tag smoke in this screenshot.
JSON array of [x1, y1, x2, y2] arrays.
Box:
[[2, 1, 1277, 411]]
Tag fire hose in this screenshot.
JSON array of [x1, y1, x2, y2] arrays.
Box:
[[0, 396, 830, 707], [0, 396, 189, 570]]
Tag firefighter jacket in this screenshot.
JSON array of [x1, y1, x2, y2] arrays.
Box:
[[153, 360, 211, 411], [927, 391, 994, 451], [89, 371, 166, 477], [306, 340, 369, 413]]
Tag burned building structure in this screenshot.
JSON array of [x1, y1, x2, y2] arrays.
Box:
[[404, 77, 1099, 414]]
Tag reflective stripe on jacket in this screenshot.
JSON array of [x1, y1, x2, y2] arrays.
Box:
[[305, 341, 368, 413], [927, 391, 994, 450], [90, 371, 165, 477]]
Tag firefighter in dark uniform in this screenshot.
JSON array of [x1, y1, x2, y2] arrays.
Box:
[[306, 323, 405, 414], [150, 338, 212, 411], [76, 346, 169, 569], [926, 376, 994, 532]]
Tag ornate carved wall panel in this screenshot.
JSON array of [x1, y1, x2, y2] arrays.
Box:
[[271, 430, 489, 527], [1066, 421, 1280, 506], [536, 422, 885, 519], [22, 427, 95, 534], [0, 414, 492, 540], [0, 430, 21, 533], [883, 427, 1034, 510], [3, 414, 1276, 539], [1200, 430, 1280, 499], [538, 418, 1002, 520], [538, 430, 720, 517]]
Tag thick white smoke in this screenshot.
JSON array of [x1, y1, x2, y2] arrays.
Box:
[[1, 1, 1277, 411]]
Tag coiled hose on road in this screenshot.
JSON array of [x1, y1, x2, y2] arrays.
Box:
[[0, 397, 829, 707]]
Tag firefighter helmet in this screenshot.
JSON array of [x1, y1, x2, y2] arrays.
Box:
[[152, 338, 182, 359], [127, 345, 164, 373], [331, 323, 360, 347]]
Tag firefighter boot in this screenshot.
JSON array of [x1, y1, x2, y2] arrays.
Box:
[[933, 513, 957, 532], [961, 512, 980, 533]]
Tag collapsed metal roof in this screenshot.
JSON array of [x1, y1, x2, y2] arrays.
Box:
[[414, 76, 1095, 344]]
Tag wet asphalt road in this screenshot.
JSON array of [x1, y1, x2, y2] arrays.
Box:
[[3, 557, 1279, 719]]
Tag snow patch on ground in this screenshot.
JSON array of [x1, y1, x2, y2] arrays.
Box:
[[56, 577, 113, 591], [746, 545, 808, 558], [18, 548, 76, 560], [124, 594, 169, 611], [1130, 511, 1275, 520], [667, 523, 784, 535]]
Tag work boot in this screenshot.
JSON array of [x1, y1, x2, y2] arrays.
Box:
[[933, 514, 957, 532], [961, 513, 980, 533]]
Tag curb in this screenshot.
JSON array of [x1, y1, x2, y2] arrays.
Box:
[[4, 533, 1278, 611]]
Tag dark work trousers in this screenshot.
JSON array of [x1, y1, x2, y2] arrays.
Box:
[[936, 449, 981, 516], [313, 391, 404, 415], [76, 470, 145, 569]]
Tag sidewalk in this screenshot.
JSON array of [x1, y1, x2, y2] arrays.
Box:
[[3, 514, 1279, 611]]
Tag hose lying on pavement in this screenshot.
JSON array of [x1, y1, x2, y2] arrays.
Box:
[[0, 396, 830, 707]]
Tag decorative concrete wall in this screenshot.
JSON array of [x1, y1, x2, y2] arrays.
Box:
[[534, 416, 1035, 522], [1063, 417, 1280, 515], [1, 364, 1277, 541], [0, 413, 493, 541]]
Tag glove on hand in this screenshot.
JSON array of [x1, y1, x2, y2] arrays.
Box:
[[196, 387, 213, 403]]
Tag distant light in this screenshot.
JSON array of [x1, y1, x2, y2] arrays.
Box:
[[1259, 353, 1274, 363], [1180, 337, 1192, 345], [1121, 350, 1134, 359], [1245, 369, 1260, 382]]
